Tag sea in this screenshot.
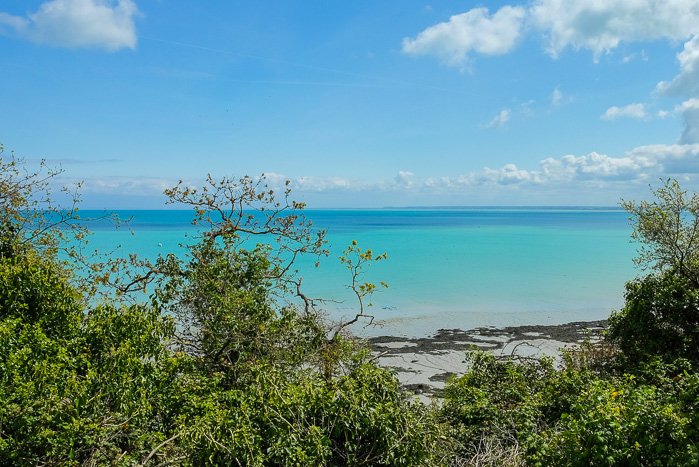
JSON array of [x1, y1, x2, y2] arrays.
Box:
[[80, 208, 638, 338]]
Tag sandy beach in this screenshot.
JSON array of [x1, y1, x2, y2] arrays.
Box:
[[368, 320, 607, 401]]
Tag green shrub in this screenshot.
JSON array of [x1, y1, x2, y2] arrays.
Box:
[[609, 272, 699, 366], [0, 250, 82, 337], [533, 375, 699, 466], [179, 362, 443, 466], [0, 231, 444, 465], [441, 352, 561, 462]]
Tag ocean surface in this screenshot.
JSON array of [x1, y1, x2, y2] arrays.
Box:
[[81, 209, 638, 338]]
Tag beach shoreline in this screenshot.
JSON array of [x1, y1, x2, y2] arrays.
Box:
[[368, 319, 607, 400]]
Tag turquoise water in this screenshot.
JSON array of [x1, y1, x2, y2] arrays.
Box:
[[81, 209, 637, 337]]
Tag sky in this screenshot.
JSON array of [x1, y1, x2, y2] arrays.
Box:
[[2, 0, 699, 208]]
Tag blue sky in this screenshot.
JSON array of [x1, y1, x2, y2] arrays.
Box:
[[2, 0, 699, 208]]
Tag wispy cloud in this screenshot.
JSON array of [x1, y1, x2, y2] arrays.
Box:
[[601, 103, 648, 120], [551, 86, 573, 106], [0, 0, 140, 51], [551, 87, 563, 106], [485, 109, 511, 128], [58, 175, 178, 196]]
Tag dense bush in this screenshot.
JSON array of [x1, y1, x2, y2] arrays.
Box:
[[0, 252, 177, 464], [441, 352, 555, 452], [440, 351, 600, 465], [0, 150, 446, 465], [608, 272, 699, 366], [0, 238, 446, 465], [534, 373, 699, 466]]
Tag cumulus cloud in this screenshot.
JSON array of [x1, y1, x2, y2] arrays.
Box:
[[288, 145, 698, 195], [68, 145, 699, 207], [650, 34, 699, 143], [404, 0, 699, 66], [656, 34, 699, 97], [626, 143, 699, 172], [531, 0, 699, 60], [677, 98, 699, 143], [601, 103, 648, 120], [283, 144, 699, 196], [486, 109, 511, 128], [539, 152, 648, 181], [402, 6, 526, 67], [425, 144, 699, 192], [0, 0, 139, 51], [394, 170, 418, 188]]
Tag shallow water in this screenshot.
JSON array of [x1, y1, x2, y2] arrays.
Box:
[[80, 209, 637, 338]]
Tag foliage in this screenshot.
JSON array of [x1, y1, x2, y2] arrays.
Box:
[[621, 178, 699, 286], [0, 146, 444, 465], [155, 238, 324, 379], [177, 361, 442, 466], [334, 240, 389, 337], [0, 244, 444, 465], [0, 143, 120, 272], [440, 348, 699, 466], [534, 374, 699, 466], [559, 332, 620, 377], [0, 248, 82, 335], [608, 271, 699, 366], [440, 351, 571, 464], [0, 250, 181, 465]]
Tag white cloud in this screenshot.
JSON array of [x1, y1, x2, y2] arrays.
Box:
[[601, 103, 648, 120], [394, 170, 417, 188], [626, 143, 699, 173], [539, 152, 648, 181], [293, 176, 355, 192], [551, 87, 563, 106], [0, 0, 139, 51], [402, 6, 526, 67], [656, 34, 699, 97], [290, 171, 422, 193], [486, 109, 511, 128], [622, 50, 648, 63], [66, 144, 699, 208], [531, 0, 699, 61], [404, 1, 699, 67], [652, 35, 699, 142], [651, 99, 699, 144], [676, 98, 699, 143], [58, 175, 176, 196], [426, 144, 699, 192], [0, 12, 30, 30], [484, 164, 539, 184], [289, 144, 699, 195]]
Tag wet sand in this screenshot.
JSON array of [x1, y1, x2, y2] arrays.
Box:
[[368, 320, 607, 401]]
